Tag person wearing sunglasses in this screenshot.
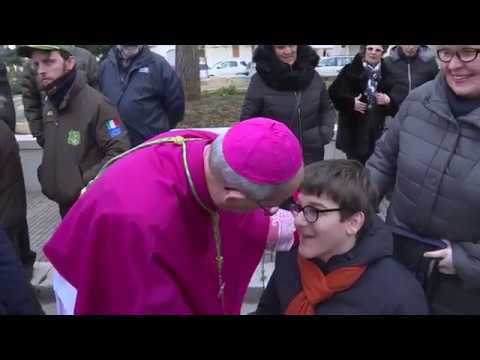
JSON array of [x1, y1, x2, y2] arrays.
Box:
[[329, 45, 398, 164], [367, 45, 480, 314], [255, 159, 428, 315]]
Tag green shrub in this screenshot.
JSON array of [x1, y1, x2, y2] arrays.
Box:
[[215, 85, 239, 97]]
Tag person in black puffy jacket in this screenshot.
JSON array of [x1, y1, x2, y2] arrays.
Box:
[[241, 45, 336, 165]]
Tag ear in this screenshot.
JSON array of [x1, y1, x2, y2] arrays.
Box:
[[223, 189, 248, 203], [65, 56, 76, 71], [345, 211, 365, 237]]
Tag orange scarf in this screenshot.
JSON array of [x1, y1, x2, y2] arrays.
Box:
[[285, 255, 366, 315]]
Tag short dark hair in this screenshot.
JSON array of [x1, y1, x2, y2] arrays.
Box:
[[300, 160, 378, 233], [58, 50, 72, 61]]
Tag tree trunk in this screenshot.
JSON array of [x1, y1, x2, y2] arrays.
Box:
[[175, 45, 200, 101]]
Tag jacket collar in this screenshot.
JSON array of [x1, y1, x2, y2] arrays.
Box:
[[424, 73, 480, 128], [107, 46, 152, 71], [389, 45, 436, 63], [253, 45, 319, 91], [314, 215, 394, 272], [44, 70, 87, 111]]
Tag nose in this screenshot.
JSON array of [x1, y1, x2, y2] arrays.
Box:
[[37, 63, 47, 76], [447, 54, 465, 71]]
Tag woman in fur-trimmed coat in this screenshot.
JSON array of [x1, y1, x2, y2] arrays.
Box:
[[241, 45, 336, 165]]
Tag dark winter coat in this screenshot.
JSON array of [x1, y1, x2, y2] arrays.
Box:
[[329, 53, 398, 161], [0, 62, 16, 132], [384, 46, 439, 111], [100, 46, 185, 147], [256, 216, 428, 315], [366, 74, 480, 314], [21, 46, 99, 147], [0, 120, 27, 228], [0, 121, 35, 268], [240, 45, 336, 164], [39, 72, 130, 208], [0, 227, 44, 315]]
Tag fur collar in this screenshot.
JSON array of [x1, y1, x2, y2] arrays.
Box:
[[389, 46, 435, 63], [253, 45, 319, 91]]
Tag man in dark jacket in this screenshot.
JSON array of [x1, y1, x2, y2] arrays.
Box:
[[367, 45, 480, 314], [0, 227, 44, 315], [0, 62, 16, 132], [20, 46, 99, 147], [17, 45, 131, 218], [99, 45, 185, 147], [256, 160, 428, 315], [241, 45, 336, 165], [384, 45, 439, 112], [0, 119, 36, 275]]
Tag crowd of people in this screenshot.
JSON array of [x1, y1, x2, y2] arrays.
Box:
[[1, 44, 479, 315]]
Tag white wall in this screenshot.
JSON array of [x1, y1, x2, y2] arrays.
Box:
[[149, 45, 176, 65], [150, 45, 363, 65], [149, 45, 255, 67]]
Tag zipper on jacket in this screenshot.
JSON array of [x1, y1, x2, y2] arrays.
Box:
[[408, 63, 412, 92]]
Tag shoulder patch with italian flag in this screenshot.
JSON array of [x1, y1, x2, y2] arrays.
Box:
[[106, 119, 122, 139]]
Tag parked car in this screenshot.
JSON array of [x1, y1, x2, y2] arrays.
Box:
[[316, 55, 354, 77], [208, 59, 249, 77]]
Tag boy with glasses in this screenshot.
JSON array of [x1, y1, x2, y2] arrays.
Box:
[[256, 159, 428, 315]]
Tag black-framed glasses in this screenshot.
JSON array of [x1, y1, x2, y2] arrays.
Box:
[[256, 201, 280, 217], [437, 48, 480, 63], [289, 203, 342, 224]]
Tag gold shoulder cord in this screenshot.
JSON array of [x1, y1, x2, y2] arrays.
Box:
[[83, 136, 225, 311], [180, 138, 225, 309]]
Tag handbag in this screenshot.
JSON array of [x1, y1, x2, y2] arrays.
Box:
[[390, 225, 446, 297]]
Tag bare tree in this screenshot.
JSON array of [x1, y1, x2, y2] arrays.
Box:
[[175, 45, 200, 101]]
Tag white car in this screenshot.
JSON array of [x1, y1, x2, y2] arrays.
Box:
[[208, 59, 249, 78], [316, 55, 354, 77]]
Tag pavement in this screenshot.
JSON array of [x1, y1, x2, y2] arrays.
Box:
[[26, 192, 59, 314]]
